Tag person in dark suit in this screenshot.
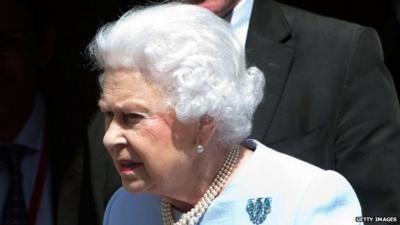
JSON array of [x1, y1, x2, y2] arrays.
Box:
[[184, 0, 400, 218], [0, 0, 116, 225], [0, 0, 80, 224], [0, 1, 61, 224]]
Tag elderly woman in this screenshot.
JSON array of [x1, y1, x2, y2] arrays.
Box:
[[87, 3, 362, 225]]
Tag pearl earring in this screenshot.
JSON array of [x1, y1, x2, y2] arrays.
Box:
[[196, 145, 204, 153]]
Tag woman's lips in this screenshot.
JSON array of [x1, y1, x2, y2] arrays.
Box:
[[117, 159, 142, 174]]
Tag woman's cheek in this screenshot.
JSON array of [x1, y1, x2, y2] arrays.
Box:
[[135, 117, 171, 141]]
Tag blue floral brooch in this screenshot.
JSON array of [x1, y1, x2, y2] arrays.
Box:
[[246, 197, 272, 224]]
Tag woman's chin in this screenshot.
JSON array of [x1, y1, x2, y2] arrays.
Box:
[[122, 179, 149, 193]]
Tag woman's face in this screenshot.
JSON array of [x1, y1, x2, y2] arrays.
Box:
[[98, 69, 199, 195]]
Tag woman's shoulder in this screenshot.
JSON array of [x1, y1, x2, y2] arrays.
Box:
[[245, 140, 354, 190], [206, 140, 362, 224], [103, 187, 163, 225], [242, 139, 328, 181], [236, 140, 360, 207]]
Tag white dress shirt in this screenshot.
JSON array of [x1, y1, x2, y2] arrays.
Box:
[[0, 94, 54, 225], [230, 0, 254, 47]]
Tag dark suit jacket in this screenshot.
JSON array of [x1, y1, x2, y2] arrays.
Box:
[[40, 78, 120, 225], [248, 0, 400, 217], [54, 111, 120, 225]]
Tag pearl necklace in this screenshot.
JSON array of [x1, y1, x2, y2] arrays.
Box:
[[161, 145, 240, 225]]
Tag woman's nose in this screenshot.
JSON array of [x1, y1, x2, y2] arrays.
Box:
[[103, 119, 127, 152]]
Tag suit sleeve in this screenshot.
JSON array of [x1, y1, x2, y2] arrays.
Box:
[[294, 171, 363, 225], [333, 27, 400, 216]]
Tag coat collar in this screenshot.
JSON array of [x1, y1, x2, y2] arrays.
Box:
[[245, 0, 295, 141], [246, 0, 291, 45]]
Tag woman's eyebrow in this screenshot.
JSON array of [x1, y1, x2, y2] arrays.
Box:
[[118, 101, 150, 114], [98, 99, 151, 114]]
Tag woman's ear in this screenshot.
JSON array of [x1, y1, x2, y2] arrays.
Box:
[[197, 115, 216, 146]]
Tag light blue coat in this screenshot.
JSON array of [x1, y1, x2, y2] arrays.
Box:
[[103, 140, 363, 225]]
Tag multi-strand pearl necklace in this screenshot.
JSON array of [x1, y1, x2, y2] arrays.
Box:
[[161, 145, 240, 225]]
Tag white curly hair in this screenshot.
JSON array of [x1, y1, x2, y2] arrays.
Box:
[[87, 3, 265, 146]]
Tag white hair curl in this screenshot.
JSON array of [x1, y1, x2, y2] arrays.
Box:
[[87, 3, 265, 146]]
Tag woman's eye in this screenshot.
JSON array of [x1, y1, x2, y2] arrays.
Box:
[[124, 113, 144, 123]]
